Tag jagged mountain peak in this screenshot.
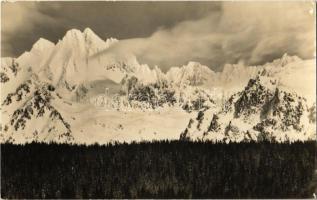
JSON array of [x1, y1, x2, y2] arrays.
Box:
[[59, 28, 103, 54], [83, 28, 117, 47], [83, 27, 95, 35], [186, 61, 206, 67], [270, 53, 301, 67], [61, 28, 91, 47], [166, 61, 215, 87], [61, 28, 118, 50], [30, 28, 121, 87], [31, 38, 55, 52], [233, 76, 281, 119], [63, 28, 84, 39], [105, 37, 119, 45], [183, 61, 212, 71]]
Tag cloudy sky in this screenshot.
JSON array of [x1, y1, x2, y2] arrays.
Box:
[[1, 1, 316, 71]]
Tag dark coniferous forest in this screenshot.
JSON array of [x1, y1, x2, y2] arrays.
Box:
[[1, 141, 316, 199]]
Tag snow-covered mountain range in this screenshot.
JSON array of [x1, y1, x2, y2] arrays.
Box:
[[1, 28, 315, 144]]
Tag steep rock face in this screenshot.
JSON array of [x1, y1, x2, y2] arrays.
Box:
[[249, 87, 309, 141], [181, 75, 315, 142], [233, 76, 276, 118], [1, 79, 73, 143]]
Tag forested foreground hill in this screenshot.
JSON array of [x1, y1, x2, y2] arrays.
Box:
[[1, 141, 316, 198]]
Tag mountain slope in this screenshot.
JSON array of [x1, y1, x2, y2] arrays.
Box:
[[181, 75, 315, 142], [1, 77, 73, 143]]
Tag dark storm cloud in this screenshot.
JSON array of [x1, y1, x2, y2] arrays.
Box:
[[1, 1, 220, 57], [97, 1, 315, 71], [1, 1, 315, 71]]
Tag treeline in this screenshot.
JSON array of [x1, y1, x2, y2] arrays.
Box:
[[1, 141, 316, 198]]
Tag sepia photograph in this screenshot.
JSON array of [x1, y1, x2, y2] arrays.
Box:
[[0, 1, 316, 198]]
